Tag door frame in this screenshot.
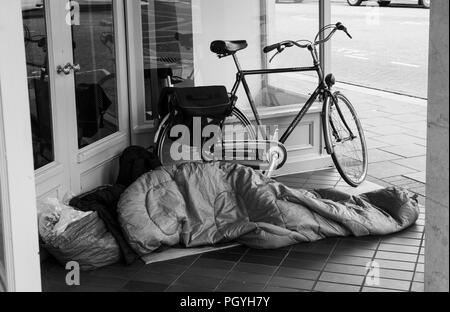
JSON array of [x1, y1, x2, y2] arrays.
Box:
[[0, 0, 42, 292]]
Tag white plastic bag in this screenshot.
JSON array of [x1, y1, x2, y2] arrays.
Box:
[[37, 198, 92, 238]]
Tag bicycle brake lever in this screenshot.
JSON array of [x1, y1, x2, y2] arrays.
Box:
[[344, 29, 353, 39], [269, 51, 280, 63]]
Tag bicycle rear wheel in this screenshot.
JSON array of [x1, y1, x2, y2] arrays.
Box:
[[155, 107, 256, 166], [323, 92, 368, 187]]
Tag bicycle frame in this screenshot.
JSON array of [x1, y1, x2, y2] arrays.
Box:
[[229, 46, 330, 145]]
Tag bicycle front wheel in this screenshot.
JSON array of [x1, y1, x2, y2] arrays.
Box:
[[323, 92, 368, 187]]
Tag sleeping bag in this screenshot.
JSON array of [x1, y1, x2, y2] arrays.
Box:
[[118, 162, 419, 256]]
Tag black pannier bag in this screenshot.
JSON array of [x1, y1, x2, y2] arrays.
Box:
[[159, 85, 232, 119], [158, 86, 234, 145]]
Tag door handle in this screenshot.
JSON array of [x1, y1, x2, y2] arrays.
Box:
[[57, 63, 81, 75]]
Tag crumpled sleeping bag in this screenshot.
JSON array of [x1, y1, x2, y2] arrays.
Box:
[[118, 162, 419, 256]]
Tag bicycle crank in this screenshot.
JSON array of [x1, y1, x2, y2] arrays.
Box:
[[215, 140, 288, 176]]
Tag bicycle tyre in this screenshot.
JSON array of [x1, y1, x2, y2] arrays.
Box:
[[323, 92, 368, 187]]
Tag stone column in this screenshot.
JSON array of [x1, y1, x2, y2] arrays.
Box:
[[425, 0, 449, 292]]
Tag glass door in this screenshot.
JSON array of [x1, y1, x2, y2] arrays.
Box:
[[22, 0, 72, 199], [65, 0, 130, 193], [22, 0, 129, 198]]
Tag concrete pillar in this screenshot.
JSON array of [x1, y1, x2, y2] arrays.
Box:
[[425, 0, 449, 293]]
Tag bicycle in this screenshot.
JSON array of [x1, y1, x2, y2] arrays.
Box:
[[155, 22, 368, 187]]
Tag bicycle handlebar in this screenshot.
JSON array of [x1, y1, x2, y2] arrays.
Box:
[[263, 22, 352, 55]]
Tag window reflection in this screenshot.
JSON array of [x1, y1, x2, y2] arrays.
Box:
[[71, 0, 119, 148], [142, 0, 319, 120], [22, 0, 54, 170]]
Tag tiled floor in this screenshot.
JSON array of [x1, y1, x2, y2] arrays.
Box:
[[40, 88, 427, 292], [41, 168, 425, 293]]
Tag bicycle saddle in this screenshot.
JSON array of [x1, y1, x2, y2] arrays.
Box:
[[210, 40, 248, 57]]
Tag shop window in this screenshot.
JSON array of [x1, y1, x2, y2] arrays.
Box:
[[141, 0, 319, 121], [331, 1, 430, 98]]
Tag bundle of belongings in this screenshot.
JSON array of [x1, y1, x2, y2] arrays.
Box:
[[38, 149, 420, 271], [38, 146, 161, 270]]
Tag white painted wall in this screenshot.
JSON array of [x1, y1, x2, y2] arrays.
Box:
[[0, 0, 42, 292]]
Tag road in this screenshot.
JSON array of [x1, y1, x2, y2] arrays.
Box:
[[271, 0, 430, 98]]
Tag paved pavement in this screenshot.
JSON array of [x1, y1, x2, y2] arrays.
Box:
[[334, 84, 428, 203], [271, 0, 430, 98]]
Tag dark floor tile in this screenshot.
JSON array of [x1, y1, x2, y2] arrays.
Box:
[[221, 246, 249, 254], [191, 258, 236, 270], [276, 267, 321, 281], [379, 268, 414, 281], [233, 262, 278, 275], [333, 247, 376, 258], [328, 255, 372, 267], [240, 254, 283, 266], [291, 243, 335, 255], [375, 251, 418, 262], [246, 248, 289, 258], [87, 261, 145, 280], [141, 262, 188, 276], [281, 258, 326, 271], [314, 281, 361, 292], [381, 237, 422, 247], [324, 263, 368, 276], [165, 285, 212, 292], [337, 239, 379, 250], [227, 271, 272, 284], [368, 278, 411, 291], [362, 287, 402, 292], [216, 280, 265, 292], [75, 274, 128, 290], [288, 251, 329, 262], [185, 267, 230, 280], [374, 259, 416, 271], [378, 243, 420, 254], [201, 251, 243, 262], [264, 286, 306, 292], [165, 255, 200, 266], [174, 273, 222, 290], [268, 276, 315, 291], [343, 236, 381, 243], [122, 280, 168, 292], [319, 272, 365, 286], [132, 270, 180, 285]]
